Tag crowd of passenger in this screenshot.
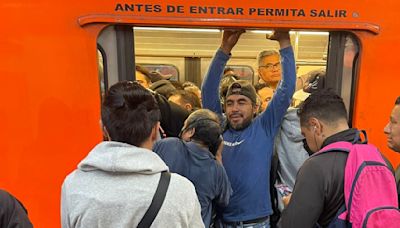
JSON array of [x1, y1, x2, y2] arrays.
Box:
[[2, 30, 400, 228]]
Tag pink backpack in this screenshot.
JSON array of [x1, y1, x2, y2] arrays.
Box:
[[317, 139, 400, 228]]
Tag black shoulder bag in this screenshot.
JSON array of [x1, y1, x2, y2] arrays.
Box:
[[137, 171, 171, 228]]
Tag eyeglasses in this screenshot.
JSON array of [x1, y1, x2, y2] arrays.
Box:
[[259, 62, 281, 71]]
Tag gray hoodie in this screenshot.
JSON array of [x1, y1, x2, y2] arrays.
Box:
[[61, 141, 204, 228], [275, 108, 309, 190]]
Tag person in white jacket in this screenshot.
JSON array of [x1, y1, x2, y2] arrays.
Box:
[[61, 81, 204, 228]]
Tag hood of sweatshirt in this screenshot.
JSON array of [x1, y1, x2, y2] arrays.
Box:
[[78, 141, 168, 174], [280, 108, 304, 142]]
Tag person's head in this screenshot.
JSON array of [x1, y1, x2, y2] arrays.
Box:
[[257, 50, 281, 87], [303, 69, 326, 94], [180, 109, 222, 156], [297, 89, 349, 153], [149, 80, 176, 99], [223, 67, 235, 76], [101, 81, 161, 148], [148, 71, 172, 83], [170, 80, 184, 90], [384, 97, 400, 152], [225, 80, 258, 130], [219, 74, 238, 105], [168, 90, 201, 112], [135, 65, 152, 89], [182, 81, 197, 88], [182, 81, 202, 101], [254, 83, 274, 112]]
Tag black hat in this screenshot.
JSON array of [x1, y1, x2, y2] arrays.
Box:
[[148, 71, 172, 83], [225, 80, 257, 104], [150, 80, 176, 98]]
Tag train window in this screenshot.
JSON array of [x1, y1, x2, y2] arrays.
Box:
[[224, 65, 254, 82], [97, 44, 108, 99], [343, 35, 359, 123], [97, 26, 358, 120], [325, 32, 359, 123], [138, 63, 180, 81]]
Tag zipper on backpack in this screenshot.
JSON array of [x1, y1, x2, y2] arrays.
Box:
[[347, 161, 387, 219], [362, 206, 400, 228]]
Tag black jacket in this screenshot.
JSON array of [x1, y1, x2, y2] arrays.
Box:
[[279, 128, 395, 228], [153, 92, 189, 137], [279, 128, 358, 228], [0, 190, 33, 228]]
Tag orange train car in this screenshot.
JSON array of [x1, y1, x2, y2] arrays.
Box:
[[1, 0, 399, 227]]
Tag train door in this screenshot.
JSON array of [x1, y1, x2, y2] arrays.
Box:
[[97, 26, 359, 121]]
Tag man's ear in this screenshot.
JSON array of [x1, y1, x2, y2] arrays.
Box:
[[185, 128, 196, 138], [309, 117, 323, 136], [253, 103, 260, 114], [150, 122, 161, 141], [185, 103, 193, 112], [180, 127, 195, 142], [258, 67, 263, 81], [100, 121, 111, 141]]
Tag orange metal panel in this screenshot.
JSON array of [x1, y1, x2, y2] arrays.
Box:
[[78, 15, 380, 34]]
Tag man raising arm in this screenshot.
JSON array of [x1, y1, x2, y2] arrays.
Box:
[[202, 30, 296, 227]]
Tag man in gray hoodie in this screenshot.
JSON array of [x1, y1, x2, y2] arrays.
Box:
[[61, 81, 204, 228]]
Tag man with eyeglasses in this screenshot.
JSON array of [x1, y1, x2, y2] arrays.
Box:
[[258, 50, 282, 90]]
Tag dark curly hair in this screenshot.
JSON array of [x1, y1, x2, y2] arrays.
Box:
[[297, 89, 347, 127]]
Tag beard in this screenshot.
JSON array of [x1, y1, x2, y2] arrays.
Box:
[[228, 115, 253, 131]]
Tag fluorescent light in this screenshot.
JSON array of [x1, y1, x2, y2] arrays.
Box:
[[133, 27, 329, 35], [298, 31, 329, 36], [250, 30, 273, 34], [134, 27, 220, 33], [250, 31, 295, 34], [250, 30, 329, 36]]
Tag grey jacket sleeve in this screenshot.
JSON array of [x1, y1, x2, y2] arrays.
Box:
[[61, 183, 71, 228]]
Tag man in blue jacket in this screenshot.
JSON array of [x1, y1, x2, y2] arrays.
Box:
[[201, 30, 296, 227], [154, 109, 231, 227]]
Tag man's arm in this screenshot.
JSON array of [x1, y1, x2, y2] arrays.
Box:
[[201, 30, 244, 114], [279, 159, 325, 228], [260, 31, 296, 135]]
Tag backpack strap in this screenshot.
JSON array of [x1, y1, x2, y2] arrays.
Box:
[[314, 130, 368, 156], [351, 129, 368, 144], [137, 171, 171, 228], [313, 141, 352, 157]]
